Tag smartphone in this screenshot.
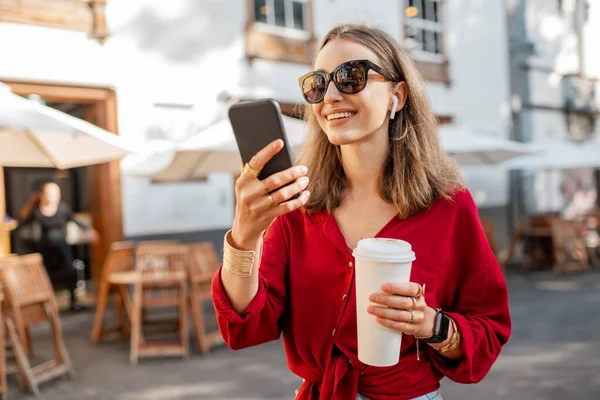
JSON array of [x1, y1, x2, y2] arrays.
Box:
[[228, 99, 296, 185]]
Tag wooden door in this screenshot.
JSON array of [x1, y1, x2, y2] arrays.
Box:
[[85, 94, 124, 282], [1, 80, 124, 280]]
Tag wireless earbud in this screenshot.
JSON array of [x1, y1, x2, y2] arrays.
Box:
[[390, 95, 399, 120]]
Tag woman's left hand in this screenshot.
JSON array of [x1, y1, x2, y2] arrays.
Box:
[[367, 282, 433, 338]]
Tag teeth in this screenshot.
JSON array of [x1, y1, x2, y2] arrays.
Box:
[[327, 112, 355, 121]]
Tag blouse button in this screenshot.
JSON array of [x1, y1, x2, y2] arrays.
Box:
[[342, 293, 347, 300], [348, 261, 353, 268], [332, 329, 336, 336]]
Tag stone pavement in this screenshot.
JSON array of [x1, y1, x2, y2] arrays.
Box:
[[9, 269, 600, 399]]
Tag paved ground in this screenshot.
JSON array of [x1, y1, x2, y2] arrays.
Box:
[[9, 269, 600, 399]]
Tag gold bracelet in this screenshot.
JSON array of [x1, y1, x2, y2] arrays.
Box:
[[223, 230, 259, 278], [437, 318, 461, 353]]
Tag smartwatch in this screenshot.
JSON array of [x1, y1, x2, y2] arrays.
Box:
[[421, 308, 450, 344]]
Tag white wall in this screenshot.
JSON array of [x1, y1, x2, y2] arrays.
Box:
[[122, 173, 234, 235], [105, 0, 248, 235], [444, 0, 512, 207]]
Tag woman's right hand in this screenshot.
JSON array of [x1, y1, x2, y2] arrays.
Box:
[[231, 139, 310, 250]]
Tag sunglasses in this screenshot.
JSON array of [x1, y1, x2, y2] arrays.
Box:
[[298, 59, 394, 104]]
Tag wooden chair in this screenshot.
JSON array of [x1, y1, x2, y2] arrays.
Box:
[[2, 297, 37, 397], [91, 240, 181, 344], [129, 244, 189, 365], [0, 254, 38, 357], [187, 242, 223, 354], [0, 254, 74, 395], [0, 298, 40, 397], [135, 241, 183, 331], [0, 258, 31, 398], [0, 257, 46, 398], [91, 241, 135, 344], [550, 218, 589, 273]]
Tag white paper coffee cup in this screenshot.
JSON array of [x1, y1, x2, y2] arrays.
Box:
[[353, 238, 416, 367]]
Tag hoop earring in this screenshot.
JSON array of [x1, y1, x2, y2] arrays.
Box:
[[390, 95, 399, 120]]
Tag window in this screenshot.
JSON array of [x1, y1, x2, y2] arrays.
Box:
[[402, 0, 449, 83], [404, 0, 444, 62], [245, 0, 315, 64], [253, 0, 308, 32]]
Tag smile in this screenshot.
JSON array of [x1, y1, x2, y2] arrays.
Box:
[[326, 112, 356, 121]]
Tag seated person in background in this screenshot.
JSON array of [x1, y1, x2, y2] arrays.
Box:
[[19, 180, 97, 312]]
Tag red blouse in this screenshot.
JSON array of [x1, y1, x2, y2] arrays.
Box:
[[211, 189, 511, 399]]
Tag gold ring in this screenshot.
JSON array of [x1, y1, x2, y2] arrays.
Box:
[[414, 283, 424, 298], [408, 311, 414, 323], [242, 163, 260, 179], [410, 297, 417, 310], [268, 194, 275, 206]]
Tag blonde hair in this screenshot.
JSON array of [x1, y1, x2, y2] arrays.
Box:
[[300, 24, 464, 219]]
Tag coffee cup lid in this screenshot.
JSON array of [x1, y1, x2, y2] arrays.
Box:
[[352, 238, 416, 262]]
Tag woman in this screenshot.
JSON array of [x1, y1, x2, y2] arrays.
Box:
[[211, 24, 511, 399], [20, 181, 97, 312]]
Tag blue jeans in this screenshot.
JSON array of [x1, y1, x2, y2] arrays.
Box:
[[357, 390, 442, 400]]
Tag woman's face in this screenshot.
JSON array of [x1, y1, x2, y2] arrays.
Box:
[[311, 39, 395, 146], [40, 183, 61, 205]]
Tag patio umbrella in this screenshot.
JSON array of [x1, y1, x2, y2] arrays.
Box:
[[503, 138, 600, 170], [0, 83, 136, 169], [146, 115, 307, 182], [438, 125, 535, 166]]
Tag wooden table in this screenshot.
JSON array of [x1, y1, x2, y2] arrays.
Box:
[[109, 270, 186, 285], [107, 270, 187, 321]]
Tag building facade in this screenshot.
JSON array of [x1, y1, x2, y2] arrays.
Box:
[[1, 0, 515, 273], [506, 0, 600, 227]]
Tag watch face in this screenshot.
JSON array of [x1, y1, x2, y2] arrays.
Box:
[[438, 313, 450, 340], [423, 311, 450, 344]]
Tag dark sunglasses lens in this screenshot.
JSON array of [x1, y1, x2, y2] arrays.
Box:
[[302, 73, 327, 103], [335, 63, 367, 94]]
